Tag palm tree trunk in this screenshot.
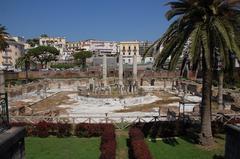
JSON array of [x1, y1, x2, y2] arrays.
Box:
[[218, 71, 224, 111], [199, 58, 214, 146]]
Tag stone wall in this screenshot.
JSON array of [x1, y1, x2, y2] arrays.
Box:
[[0, 127, 26, 159], [7, 79, 90, 98], [225, 124, 240, 159], [5, 70, 180, 80]]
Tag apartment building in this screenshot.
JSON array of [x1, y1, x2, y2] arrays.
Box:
[[66, 39, 118, 56], [39, 37, 67, 60], [119, 41, 141, 64], [87, 40, 118, 56], [66, 41, 82, 52], [0, 37, 24, 70]]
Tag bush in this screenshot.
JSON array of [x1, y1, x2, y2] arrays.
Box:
[[129, 127, 144, 140], [129, 127, 152, 159], [75, 123, 111, 137], [100, 125, 116, 159], [11, 122, 72, 137], [36, 121, 50, 137], [56, 123, 72, 137], [133, 121, 181, 138], [131, 140, 152, 159]]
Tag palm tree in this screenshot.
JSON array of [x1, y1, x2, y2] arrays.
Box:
[[146, 0, 240, 146], [0, 24, 9, 51], [218, 71, 224, 110], [16, 53, 34, 83]]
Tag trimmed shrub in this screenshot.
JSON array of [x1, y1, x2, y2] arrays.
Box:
[[129, 127, 144, 140], [129, 127, 152, 159], [36, 121, 50, 137], [75, 123, 110, 137], [100, 124, 116, 159], [131, 140, 152, 159], [56, 123, 72, 137]]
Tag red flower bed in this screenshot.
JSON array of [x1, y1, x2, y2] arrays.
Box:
[[129, 127, 152, 159], [100, 125, 116, 159]]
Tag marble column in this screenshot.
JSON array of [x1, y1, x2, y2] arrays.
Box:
[[0, 70, 5, 94], [102, 55, 107, 86], [119, 54, 123, 85], [133, 55, 138, 82]]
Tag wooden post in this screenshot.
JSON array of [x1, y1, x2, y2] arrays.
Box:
[[105, 113, 108, 123]]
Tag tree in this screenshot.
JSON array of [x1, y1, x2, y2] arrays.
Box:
[[145, 0, 240, 146], [28, 46, 59, 69], [40, 34, 48, 38], [73, 51, 92, 69], [26, 38, 39, 47], [218, 69, 224, 110], [0, 24, 9, 51], [16, 53, 35, 83]]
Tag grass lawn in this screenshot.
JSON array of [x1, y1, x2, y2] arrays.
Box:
[[146, 135, 225, 159], [116, 130, 128, 159], [25, 137, 100, 159]]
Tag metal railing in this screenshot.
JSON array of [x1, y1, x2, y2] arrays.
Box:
[[10, 112, 240, 130], [0, 93, 9, 132]]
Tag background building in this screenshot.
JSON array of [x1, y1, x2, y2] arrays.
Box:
[[66, 41, 82, 52], [89, 40, 118, 56], [39, 37, 67, 60], [119, 41, 141, 64], [0, 37, 25, 70]]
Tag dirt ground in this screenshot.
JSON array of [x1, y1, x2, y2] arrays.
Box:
[[31, 92, 76, 115]]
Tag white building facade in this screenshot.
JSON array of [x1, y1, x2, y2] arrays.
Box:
[[89, 40, 118, 56], [66, 39, 118, 56]]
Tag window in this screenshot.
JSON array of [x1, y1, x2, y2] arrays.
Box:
[[129, 52, 131, 55], [128, 46, 131, 51], [134, 53, 136, 55], [123, 53, 125, 55], [128, 59, 131, 63]]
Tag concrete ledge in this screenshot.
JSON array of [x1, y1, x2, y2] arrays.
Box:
[[0, 127, 26, 159], [225, 124, 240, 159]]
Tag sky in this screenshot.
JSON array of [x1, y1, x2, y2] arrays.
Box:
[[0, 0, 171, 42]]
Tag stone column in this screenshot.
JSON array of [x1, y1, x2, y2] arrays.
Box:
[[0, 70, 5, 94], [133, 55, 138, 82], [102, 55, 107, 86], [119, 54, 123, 85]]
